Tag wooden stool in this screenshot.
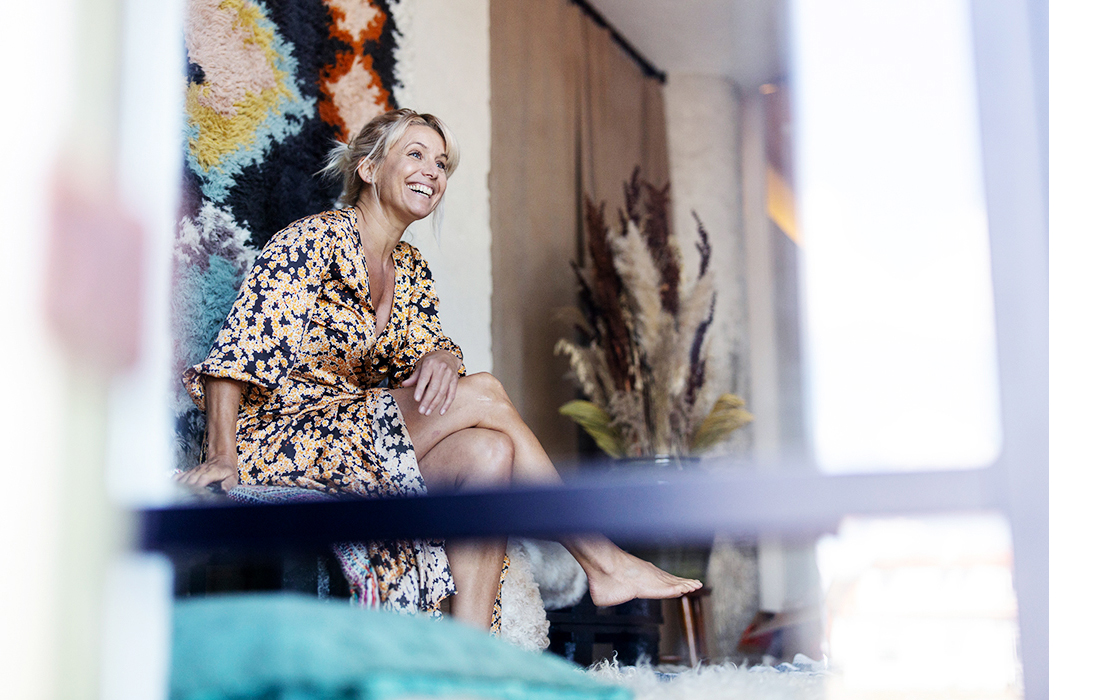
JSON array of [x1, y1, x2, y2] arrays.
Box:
[[679, 587, 711, 666]]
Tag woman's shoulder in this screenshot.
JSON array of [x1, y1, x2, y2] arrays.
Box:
[[261, 209, 353, 252], [279, 209, 354, 237], [394, 242, 442, 290], [394, 240, 428, 268]]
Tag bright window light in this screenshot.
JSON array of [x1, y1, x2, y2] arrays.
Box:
[[818, 514, 1022, 699], [791, 0, 1002, 472]]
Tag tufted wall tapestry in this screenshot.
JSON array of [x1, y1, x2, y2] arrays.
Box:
[[172, 0, 401, 469]]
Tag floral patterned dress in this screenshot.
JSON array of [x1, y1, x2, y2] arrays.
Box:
[[184, 208, 464, 616]]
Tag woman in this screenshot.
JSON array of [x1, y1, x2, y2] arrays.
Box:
[[180, 109, 701, 630]]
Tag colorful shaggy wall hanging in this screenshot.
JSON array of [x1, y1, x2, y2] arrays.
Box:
[[173, 0, 401, 468]]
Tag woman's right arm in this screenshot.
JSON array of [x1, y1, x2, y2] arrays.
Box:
[[176, 377, 244, 491], [179, 215, 335, 491]]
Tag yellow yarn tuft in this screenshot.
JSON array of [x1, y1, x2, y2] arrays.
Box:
[[187, 79, 293, 170], [186, 0, 294, 170]]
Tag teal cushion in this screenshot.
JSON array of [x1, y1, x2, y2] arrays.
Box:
[[171, 593, 630, 700]]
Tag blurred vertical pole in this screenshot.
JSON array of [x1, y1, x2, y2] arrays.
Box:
[[0, 0, 75, 695], [969, 1, 1048, 698], [96, 0, 184, 692], [45, 0, 139, 697]]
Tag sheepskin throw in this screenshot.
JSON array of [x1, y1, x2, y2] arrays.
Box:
[[173, 0, 401, 468]]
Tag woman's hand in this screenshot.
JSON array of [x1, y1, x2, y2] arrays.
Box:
[[177, 376, 244, 494], [175, 454, 239, 493], [402, 349, 461, 416]]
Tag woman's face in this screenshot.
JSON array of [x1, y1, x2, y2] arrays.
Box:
[[362, 125, 449, 226]]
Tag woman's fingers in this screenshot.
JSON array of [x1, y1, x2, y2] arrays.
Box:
[[417, 360, 458, 416], [418, 363, 444, 414], [175, 459, 238, 491], [196, 468, 238, 490], [425, 374, 449, 415], [176, 467, 206, 486], [401, 366, 422, 392], [439, 376, 457, 415], [432, 367, 457, 415], [417, 361, 447, 405], [404, 351, 461, 415]]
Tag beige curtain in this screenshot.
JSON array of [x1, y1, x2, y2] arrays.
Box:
[[490, 0, 670, 460]]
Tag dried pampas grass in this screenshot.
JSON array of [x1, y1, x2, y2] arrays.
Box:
[[557, 169, 752, 458], [692, 394, 754, 452]]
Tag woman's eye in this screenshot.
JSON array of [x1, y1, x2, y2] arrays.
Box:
[[436, 161, 446, 170], [409, 150, 422, 159]]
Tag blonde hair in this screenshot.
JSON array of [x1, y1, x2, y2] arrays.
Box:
[[322, 109, 460, 210]]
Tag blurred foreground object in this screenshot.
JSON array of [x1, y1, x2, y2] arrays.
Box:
[[45, 173, 147, 699], [46, 175, 144, 370]]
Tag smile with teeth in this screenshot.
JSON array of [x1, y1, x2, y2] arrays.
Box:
[[408, 183, 433, 197]]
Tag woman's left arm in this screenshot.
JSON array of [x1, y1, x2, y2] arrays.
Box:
[[392, 245, 465, 415]]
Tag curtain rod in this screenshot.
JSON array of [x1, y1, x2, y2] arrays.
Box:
[[569, 0, 667, 83]]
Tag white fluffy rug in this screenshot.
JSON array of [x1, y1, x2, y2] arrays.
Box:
[[515, 538, 588, 610], [588, 657, 829, 700], [499, 538, 589, 652], [498, 539, 552, 652], [500, 542, 829, 698]]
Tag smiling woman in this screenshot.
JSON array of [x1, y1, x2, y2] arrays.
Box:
[[177, 108, 701, 631]]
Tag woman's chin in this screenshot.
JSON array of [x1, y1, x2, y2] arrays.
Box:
[[412, 204, 439, 221], [401, 197, 437, 220]]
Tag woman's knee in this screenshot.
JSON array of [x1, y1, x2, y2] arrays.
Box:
[[463, 372, 508, 400], [463, 429, 514, 487], [458, 372, 514, 417]]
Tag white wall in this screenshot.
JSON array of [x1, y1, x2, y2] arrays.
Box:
[[663, 74, 748, 440], [665, 73, 758, 657], [666, 74, 824, 658], [392, 0, 494, 374]]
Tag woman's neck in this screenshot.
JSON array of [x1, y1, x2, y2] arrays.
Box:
[[353, 196, 405, 264]]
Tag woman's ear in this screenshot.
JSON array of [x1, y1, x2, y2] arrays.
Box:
[[356, 158, 374, 185]]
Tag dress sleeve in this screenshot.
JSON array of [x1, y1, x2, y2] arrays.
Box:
[[390, 244, 466, 384], [183, 217, 335, 411]]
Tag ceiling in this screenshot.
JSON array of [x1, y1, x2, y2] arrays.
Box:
[[584, 0, 788, 88]]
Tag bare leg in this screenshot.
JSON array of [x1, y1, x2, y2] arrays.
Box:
[[415, 428, 513, 629], [391, 373, 701, 610]]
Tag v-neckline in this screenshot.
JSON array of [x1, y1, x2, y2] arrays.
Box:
[[347, 208, 400, 341]]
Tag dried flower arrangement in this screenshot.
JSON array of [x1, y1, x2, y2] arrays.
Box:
[[556, 169, 753, 459]]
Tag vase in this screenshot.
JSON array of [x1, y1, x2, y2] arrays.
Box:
[[612, 454, 701, 471], [609, 454, 709, 580], [629, 542, 712, 582]]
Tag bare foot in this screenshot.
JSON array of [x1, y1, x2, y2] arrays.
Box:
[[585, 548, 702, 607]]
